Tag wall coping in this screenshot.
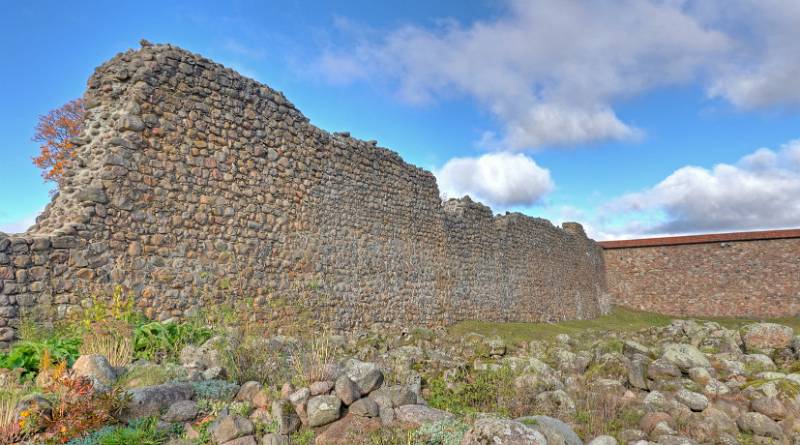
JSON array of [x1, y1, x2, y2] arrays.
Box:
[[599, 228, 800, 249]]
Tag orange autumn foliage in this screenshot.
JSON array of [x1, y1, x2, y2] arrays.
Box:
[[31, 98, 85, 187]]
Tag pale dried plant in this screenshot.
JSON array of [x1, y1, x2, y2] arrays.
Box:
[[291, 335, 335, 387], [79, 320, 134, 367]]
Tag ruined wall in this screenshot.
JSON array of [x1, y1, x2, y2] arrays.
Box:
[[0, 42, 606, 344], [602, 232, 800, 318]]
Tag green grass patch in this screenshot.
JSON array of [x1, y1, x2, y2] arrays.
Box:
[[448, 306, 800, 345]]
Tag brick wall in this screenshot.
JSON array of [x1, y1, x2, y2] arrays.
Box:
[[601, 230, 800, 318], [0, 42, 607, 344]]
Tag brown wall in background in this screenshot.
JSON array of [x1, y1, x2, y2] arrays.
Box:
[[601, 230, 800, 318]]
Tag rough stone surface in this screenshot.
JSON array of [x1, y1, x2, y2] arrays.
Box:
[[736, 412, 783, 440], [313, 415, 381, 445], [461, 416, 547, 445], [662, 344, 709, 371], [307, 395, 341, 427], [72, 354, 117, 385], [0, 42, 606, 337], [393, 404, 453, 426], [211, 415, 254, 444], [162, 400, 198, 423], [123, 383, 194, 420], [740, 323, 793, 352], [516, 416, 581, 445]]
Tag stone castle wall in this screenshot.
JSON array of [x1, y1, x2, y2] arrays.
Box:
[[601, 231, 800, 318], [0, 43, 606, 344]]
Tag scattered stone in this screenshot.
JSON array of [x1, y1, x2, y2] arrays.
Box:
[[461, 416, 547, 445], [72, 354, 117, 385], [261, 434, 290, 445], [307, 395, 341, 427], [517, 416, 582, 445], [662, 344, 709, 371], [211, 415, 254, 443], [313, 415, 381, 445], [310, 381, 334, 396], [349, 398, 379, 418], [741, 323, 793, 352], [123, 383, 194, 420], [675, 389, 707, 412], [737, 412, 783, 440], [236, 381, 263, 402], [163, 400, 198, 423], [343, 359, 384, 395], [271, 400, 300, 435], [588, 436, 618, 445], [750, 396, 786, 420], [393, 404, 453, 426], [335, 375, 361, 405]]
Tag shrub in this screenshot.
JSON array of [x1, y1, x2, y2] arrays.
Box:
[[426, 367, 515, 417], [0, 337, 81, 378], [134, 321, 213, 362], [30, 368, 128, 444], [191, 380, 241, 401], [116, 363, 185, 388], [289, 335, 335, 387], [219, 328, 292, 386]]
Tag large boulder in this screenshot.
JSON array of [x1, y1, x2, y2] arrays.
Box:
[[211, 415, 254, 443], [737, 412, 783, 440], [123, 383, 194, 420], [516, 416, 582, 445], [343, 359, 384, 395], [162, 400, 198, 423], [313, 415, 381, 445], [72, 354, 117, 385], [740, 323, 793, 352], [394, 404, 454, 426], [461, 416, 547, 445], [662, 344, 709, 371], [307, 395, 342, 427]]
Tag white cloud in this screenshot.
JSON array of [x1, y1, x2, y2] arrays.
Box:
[[604, 139, 800, 234], [316, 0, 729, 148], [435, 152, 553, 208], [316, 0, 800, 149]]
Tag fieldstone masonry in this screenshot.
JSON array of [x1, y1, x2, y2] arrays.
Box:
[[0, 42, 606, 343]]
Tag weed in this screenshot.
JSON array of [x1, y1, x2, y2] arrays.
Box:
[[80, 320, 134, 367], [290, 429, 316, 445]]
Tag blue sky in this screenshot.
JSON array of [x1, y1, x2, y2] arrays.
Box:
[[2, 0, 800, 239]]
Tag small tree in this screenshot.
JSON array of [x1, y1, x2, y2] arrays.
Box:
[[31, 98, 85, 187]]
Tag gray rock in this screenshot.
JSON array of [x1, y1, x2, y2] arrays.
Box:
[[335, 375, 361, 405], [750, 396, 786, 420], [211, 415, 254, 443], [662, 344, 709, 371], [124, 383, 194, 420], [656, 435, 698, 445], [310, 380, 334, 396], [261, 434, 289, 445], [271, 400, 300, 435], [516, 415, 582, 445], [741, 323, 793, 352], [72, 354, 117, 385], [628, 355, 651, 389], [675, 389, 707, 412], [461, 416, 547, 445], [307, 394, 341, 427], [221, 436, 257, 445], [349, 398, 379, 417], [737, 412, 783, 440], [648, 358, 682, 380], [387, 385, 416, 407], [393, 404, 453, 426], [343, 359, 384, 395], [236, 381, 263, 402], [162, 400, 198, 422], [588, 436, 618, 445]]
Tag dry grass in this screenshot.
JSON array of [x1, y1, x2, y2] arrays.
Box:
[[79, 320, 134, 367], [290, 335, 336, 387]]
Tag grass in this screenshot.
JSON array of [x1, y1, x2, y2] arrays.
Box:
[[448, 306, 800, 345]]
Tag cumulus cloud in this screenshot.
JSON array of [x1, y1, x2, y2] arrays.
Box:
[[435, 152, 554, 208], [605, 139, 800, 234], [316, 0, 729, 148], [316, 0, 800, 149]]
